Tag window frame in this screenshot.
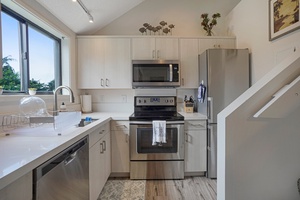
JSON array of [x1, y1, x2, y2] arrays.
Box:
[[1, 4, 62, 95]]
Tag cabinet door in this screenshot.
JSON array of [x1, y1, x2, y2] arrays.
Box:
[[185, 129, 207, 172], [155, 38, 179, 60], [180, 38, 199, 88], [89, 140, 104, 200], [103, 132, 111, 181], [104, 38, 131, 88], [77, 38, 105, 89], [111, 130, 130, 173], [0, 171, 32, 200], [198, 38, 236, 54], [131, 37, 156, 60]]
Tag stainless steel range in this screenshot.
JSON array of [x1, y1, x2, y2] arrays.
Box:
[[129, 96, 184, 180]]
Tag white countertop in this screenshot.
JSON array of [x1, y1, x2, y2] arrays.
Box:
[[0, 115, 111, 190], [0, 111, 206, 190], [82, 112, 207, 121]]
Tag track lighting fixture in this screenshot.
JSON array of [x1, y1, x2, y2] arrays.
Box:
[[72, 0, 94, 23]]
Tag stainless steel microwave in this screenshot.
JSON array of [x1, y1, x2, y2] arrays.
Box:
[[132, 60, 180, 88]]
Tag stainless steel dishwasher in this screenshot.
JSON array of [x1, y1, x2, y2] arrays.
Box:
[[33, 136, 89, 200]]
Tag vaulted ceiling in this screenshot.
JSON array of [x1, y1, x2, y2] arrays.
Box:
[[35, 0, 241, 34]]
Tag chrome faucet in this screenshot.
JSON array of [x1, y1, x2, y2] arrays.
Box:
[[53, 86, 75, 115]]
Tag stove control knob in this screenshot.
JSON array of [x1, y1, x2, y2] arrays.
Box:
[[144, 100, 147, 103], [138, 100, 142, 104]]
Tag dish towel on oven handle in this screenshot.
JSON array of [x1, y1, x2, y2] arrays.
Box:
[[152, 120, 167, 145]]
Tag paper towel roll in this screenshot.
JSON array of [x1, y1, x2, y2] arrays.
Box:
[[80, 95, 92, 113]]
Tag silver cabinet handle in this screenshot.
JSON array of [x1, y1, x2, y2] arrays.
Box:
[[185, 132, 188, 142], [152, 50, 155, 59], [157, 50, 160, 59], [102, 140, 106, 151], [116, 124, 128, 129], [100, 143, 104, 154], [181, 78, 184, 86], [190, 123, 205, 128], [101, 79, 104, 87], [106, 79, 109, 87]]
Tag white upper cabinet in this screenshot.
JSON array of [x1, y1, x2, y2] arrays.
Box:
[[77, 37, 131, 89], [132, 37, 179, 60], [180, 38, 199, 88], [198, 38, 236, 54], [78, 38, 104, 89]]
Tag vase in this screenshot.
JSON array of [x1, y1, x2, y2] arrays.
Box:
[[206, 29, 212, 36]]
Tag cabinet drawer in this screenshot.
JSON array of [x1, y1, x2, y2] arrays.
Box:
[[185, 120, 206, 130], [89, 122, 110, 147], [110, 120, 129, 131]]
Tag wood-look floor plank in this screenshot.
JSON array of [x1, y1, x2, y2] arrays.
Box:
[[99, 176, 217, 200], [145, 177, 217, 200]]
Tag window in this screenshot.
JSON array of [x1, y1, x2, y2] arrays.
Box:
[[1, 5, 61, 94]]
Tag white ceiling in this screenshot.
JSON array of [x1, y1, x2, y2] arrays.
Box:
[[36, 0, 240, 35], [36, 0, 145, 34]]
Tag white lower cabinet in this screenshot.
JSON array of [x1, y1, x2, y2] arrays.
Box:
[[0, 171, 32, 200], [184, 120, 207, 173], [89, 122, 111, 200], [110, 120, 130, 175]]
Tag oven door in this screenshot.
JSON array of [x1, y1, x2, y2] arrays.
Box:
[[130, 121, 184, 161]]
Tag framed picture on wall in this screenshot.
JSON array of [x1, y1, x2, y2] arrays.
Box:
[[269, 0, 300, 41]]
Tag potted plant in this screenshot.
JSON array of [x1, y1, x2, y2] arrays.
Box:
[[28, 88, 37, 95], [201, 13, 221, 36]]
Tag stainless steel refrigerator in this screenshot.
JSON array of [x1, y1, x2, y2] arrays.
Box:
[[198, 49, 250, 178]]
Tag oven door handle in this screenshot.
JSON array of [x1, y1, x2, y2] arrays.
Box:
[[129, 121, 184, 125]]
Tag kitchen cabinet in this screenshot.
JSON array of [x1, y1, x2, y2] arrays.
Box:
[[131, 37, 179, 60], [110, 120, 130, 176], [89, 122, 111, 200], [0, 171, 32, 200], [198, 37, 236, 54], [184, 120, 207, 174], [77, 37, 131, 89], [180, 38, 199, 88]]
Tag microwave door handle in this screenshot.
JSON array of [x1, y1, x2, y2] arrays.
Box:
[[169, 65, 173, 82]]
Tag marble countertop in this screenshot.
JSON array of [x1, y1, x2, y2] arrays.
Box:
[[0, 111, 206, 190]]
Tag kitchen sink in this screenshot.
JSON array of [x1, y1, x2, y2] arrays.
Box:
[[78, 118, 98, 127]]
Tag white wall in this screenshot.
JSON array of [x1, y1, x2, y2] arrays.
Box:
[[95, 0, 240, 36], [226, 0, 300, 84]]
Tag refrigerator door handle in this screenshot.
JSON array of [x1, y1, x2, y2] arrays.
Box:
[[207, 126, 211, 151], [207, 97, 213, 123]]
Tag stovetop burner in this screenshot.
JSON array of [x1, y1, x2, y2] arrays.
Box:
[[129, 112, 184, 121], [130, 96, 184, 121]]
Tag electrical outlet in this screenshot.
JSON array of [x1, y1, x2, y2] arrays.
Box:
[[121, 95, 127, 103]]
